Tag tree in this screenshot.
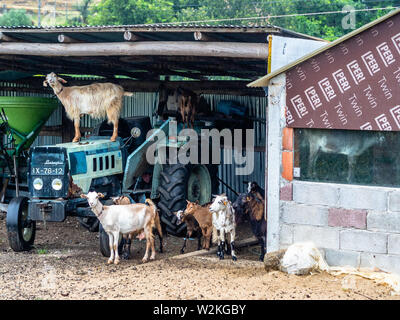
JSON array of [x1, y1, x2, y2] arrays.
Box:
[[0, 9, 33, 27], [75, 0, 93, 25], [88, 0, 176, 25], [87, 0, 398, 40]]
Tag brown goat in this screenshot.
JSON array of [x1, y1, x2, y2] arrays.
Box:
[[178, 88, 197, 129], [177, 201, 213, 253]]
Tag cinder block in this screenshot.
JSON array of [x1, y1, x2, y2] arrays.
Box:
[[340, 229, 387, 254], [360, 253, 400, 274], [280, 183, 293, 201], [324, 249, 360, 268], [281, 202, 328, 226], [328, 208, 367, 229], [389, 191, 400, 212], [388, 234, 400, 255], [367, 211, 400, 233], [293, 181, 339, 206], [279, 224, 293, 246], [338, 185, 387, 211], [293, 225, 339, 249]]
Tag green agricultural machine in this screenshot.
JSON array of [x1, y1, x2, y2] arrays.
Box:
[[1, 95, 251, 255]]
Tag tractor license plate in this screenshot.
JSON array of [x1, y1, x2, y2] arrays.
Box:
[[31, 167, 64, 175]]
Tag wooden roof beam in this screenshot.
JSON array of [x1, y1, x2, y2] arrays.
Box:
[[0, 32, 21, 42], [0, 42, 268, 59], [123, 31, 144, 41], [58, 34, 83, 43]]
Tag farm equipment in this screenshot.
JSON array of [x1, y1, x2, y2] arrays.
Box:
[[3, 93, 252, 255]]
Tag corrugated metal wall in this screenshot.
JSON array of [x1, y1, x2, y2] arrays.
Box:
[[2, 87, 266, 200]]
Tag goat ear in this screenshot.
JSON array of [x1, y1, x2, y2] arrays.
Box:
[[195, 200, 199, 204], [80, 194, 87, 199], [43, 80, 48, 87], [58, 77, 67, 83], [186, 200, 190, 203], [97, 193, 105, 199]]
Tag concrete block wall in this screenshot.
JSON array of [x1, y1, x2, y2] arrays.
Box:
[[279, 180, 400, 274]]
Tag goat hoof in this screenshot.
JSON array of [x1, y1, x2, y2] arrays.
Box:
[[259, 255, 265, 262], [114, 259, 120, 265], [180, 250, 185, 254], [219, 255, 224, 260], [110, 137, 117, 142], [150, 256, 155, 260], [232, 256, 237, 261], [142, 258, 148, 263], [107, 259, 113, 264]]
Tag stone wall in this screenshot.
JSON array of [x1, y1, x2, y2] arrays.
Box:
[[279, 180, 400, 274]]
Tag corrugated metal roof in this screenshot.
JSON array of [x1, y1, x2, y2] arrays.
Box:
[[0, 22, 323, 43], [248, 8, 400, 87]]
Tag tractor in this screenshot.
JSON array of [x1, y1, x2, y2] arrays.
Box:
[[2, 93, 251, 256]]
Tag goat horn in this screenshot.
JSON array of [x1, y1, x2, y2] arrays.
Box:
[[58, 77, 67, 83]]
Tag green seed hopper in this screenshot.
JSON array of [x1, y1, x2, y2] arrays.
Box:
[[0, 97, 59, 156]]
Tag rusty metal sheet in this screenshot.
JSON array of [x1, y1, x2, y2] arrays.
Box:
[[286, 14, 400, 131]]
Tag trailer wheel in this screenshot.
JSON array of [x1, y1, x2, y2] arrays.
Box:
[[6, 196, 36, 252], [99, 223, 123, 257], [77, 217, 99, 232], [157, 163, 217, 237]]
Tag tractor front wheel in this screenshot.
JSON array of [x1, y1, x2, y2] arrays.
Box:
[[6, 196, 36, 252]]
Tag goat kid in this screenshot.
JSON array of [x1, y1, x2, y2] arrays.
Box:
[[112, 195, 164, 256], [176, 201, 213, 253], [43, 72, 132, 143], [210, 194, 237, 261], [175, 210, 202, 254], [81, 191, 158, 264]]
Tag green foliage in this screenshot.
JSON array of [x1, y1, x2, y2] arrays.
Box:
[[87, 0, 399, 40], [89, 0, 176, 25], [0, 9, 33, 27]]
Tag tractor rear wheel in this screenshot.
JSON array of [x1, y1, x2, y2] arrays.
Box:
[[6, 196, 36, 252], [157, 163, 218, 237]]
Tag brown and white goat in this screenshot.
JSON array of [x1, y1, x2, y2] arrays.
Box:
[[112, 195, 164, 255], [43, 72, 132, 142], [176, 201, 213, 253], [81, 191, 158, 264], [210, 194, 237, 261]]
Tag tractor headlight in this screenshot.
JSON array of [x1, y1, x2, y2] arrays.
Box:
[[33, 178, 43, 190], [51, 178, 63, 191]]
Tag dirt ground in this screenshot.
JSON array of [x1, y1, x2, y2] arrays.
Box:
[[0, 212, 398, 300]]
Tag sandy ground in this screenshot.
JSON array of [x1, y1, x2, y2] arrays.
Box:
[[0, 212, 398, 300]]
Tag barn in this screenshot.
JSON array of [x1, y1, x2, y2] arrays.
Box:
[[0, 22, 325, 249], [249, 8, 400, 274]]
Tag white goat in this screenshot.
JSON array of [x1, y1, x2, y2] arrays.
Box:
[[43, 72, 132, 142], [209, 194, 237, 261], [81, 191, 157, 265]]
